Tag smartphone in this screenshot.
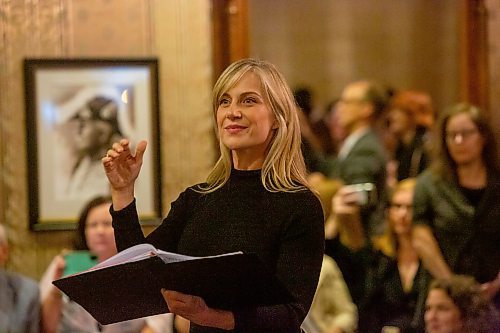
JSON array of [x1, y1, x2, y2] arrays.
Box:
[[344, 183, 376, 206], [63, 251, 97, 277]]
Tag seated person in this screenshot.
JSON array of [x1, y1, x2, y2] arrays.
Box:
[[384, 90, 431, 184], [40, 196, 173, 333], [425, 275, 499, 333], [330, 178, 429, 333], [0, 223, 40, 333]]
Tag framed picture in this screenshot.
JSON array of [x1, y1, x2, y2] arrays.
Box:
[[24, 58, 162, 230]]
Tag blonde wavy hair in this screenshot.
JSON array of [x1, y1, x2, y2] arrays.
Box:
[[373, 178, 416, 257], [198, 58, 308, 193]]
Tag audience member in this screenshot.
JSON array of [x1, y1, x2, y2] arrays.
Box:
[[0, 223, 40, 333], [409, 90, 435, 132], [323, 80, 389, 237], [412, 103, 500, 308], [385, 90, 431, 183], [330, 178, 429, 332], [325, 99, 347, 155], [40, 196, 173, 333], [311, 99, 340, 156], [294, 87, 327, 173], [425, 275, 499, 333], [102, 59, 324, 332]]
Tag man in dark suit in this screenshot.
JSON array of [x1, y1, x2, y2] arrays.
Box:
[[0, 224, 40, 333], [323, 80, 388, 305], [327, 80, 388, 236]]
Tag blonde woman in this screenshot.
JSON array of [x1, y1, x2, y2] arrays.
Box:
[[102, 59, 324, 332], [331, 178, 428, 333]]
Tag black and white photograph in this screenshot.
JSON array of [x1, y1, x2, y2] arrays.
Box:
[[24, 58, 161, 230]]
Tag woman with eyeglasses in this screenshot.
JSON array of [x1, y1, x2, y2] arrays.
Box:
[[412, 103, 500, 309], [330, 178, 429, 332]]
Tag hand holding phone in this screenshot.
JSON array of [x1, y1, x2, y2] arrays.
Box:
[[342, 183, 376, 206], [63, 251, 97, 277]]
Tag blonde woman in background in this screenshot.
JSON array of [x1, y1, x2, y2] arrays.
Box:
[[330, 178, 429, 333]]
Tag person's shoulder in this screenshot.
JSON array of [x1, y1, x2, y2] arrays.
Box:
[[4, 270, 38, 293], [176, 182, 209, 197], [414, 169, 440, 198], [278, 186, 320, 201], [186, 182, 208, 193], [417, 168, 454, 192], [360, 129, 383, 145], [354, 130, 386, 155], [416, 168, 437, 184], [276, 187, 324, 213]]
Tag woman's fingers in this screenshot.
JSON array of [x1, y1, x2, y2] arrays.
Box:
[[102, 139, 140, 162], [135, 140, 148, 161], [161, 289, 206, 318]]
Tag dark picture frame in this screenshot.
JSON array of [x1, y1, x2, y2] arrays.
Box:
[[24, 58, 162, 231]]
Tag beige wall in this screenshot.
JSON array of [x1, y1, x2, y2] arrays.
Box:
[[0, 0, 216, 279], [249, 0, 460, 115]]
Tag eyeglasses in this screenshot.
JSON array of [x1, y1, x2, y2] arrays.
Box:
[[390, 203, 413, 211], [445, 128, 478, 143]]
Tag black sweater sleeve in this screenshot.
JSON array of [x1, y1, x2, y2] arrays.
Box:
[[110, 199, 146, 251]]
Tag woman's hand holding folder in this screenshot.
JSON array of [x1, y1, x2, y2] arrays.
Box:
[[161, 290, 235, 330]]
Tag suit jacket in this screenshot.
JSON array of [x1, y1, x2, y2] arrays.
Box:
[[0, 268, 40, 333], [329, 129, 387, 236], [331, 130, 386, 182]]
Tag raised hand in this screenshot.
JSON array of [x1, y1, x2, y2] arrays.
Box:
[[332, 185, 362, 216], [101, 139, 147, 210], [331, 185, 366, 250]]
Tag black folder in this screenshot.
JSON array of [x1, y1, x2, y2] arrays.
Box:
[[53, 244, 292, 325]]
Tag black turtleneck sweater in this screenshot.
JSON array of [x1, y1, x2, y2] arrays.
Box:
[[111, 169, 324, 333]]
